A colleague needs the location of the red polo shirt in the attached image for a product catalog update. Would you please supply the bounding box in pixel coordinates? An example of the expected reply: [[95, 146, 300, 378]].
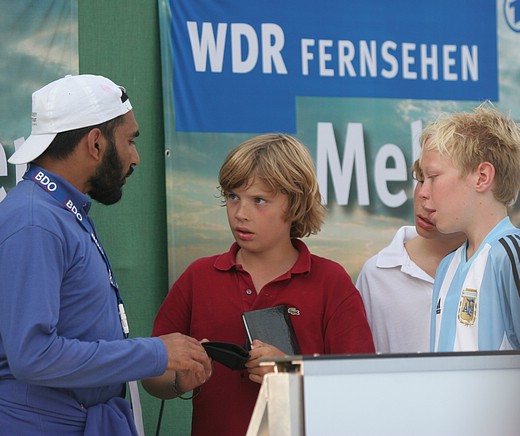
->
[[152, 239, 374, 436]]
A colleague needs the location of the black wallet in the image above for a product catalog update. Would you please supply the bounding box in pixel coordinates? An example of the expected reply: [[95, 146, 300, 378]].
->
[[242, 305, 301, 355], [202, 341, 250, 371]]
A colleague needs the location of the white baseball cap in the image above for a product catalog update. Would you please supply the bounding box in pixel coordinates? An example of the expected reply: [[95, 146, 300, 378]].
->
[[9, 74, 133, 165]]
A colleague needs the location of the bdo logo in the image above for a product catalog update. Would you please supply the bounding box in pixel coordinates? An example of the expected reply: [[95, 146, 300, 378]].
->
[[34, 171, 57, 192]]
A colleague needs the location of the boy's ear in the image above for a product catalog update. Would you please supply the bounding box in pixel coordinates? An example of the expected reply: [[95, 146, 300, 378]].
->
[[475, 161, 495, 192]]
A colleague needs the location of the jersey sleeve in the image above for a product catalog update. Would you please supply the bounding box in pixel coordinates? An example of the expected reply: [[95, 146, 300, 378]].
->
[[494, 235, 520, 348]]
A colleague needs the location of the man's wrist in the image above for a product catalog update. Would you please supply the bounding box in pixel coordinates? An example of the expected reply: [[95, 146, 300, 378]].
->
[[172, 375, 201, 400]]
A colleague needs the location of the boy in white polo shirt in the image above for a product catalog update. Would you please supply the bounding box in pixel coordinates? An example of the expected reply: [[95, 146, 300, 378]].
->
[[357, 160, 465, 353]]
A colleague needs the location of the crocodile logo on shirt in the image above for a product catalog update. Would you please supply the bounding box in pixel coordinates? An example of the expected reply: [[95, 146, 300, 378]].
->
[[287, 307, 300, 316]]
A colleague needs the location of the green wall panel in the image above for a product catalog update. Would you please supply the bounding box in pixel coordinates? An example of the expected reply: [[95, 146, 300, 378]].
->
[[78, 1, 189, 434]]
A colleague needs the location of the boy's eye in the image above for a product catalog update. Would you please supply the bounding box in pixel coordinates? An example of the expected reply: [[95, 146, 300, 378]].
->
[[255, 198, 266, 204]]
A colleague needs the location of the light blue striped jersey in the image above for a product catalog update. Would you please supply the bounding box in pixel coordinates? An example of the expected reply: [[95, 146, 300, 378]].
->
[[431, 217, 520, 351]]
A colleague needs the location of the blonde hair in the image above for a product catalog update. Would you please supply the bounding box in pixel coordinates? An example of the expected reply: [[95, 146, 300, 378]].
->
[[218, 133, 326, 238], [412, 159, 423, 182], [420, 103, 520, 205]]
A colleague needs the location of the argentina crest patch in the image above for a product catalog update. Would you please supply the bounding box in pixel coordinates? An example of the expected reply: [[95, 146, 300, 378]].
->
[[458, 288, 478, 326]]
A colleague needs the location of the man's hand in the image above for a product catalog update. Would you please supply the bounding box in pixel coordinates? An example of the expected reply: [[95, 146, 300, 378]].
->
[[156, 333, 212, 395], [142, 333, 212, 400]]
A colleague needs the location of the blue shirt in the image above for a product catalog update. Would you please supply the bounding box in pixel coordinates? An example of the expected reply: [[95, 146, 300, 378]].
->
[[431, 217, 520, 351], [0, 166, 167, 431]]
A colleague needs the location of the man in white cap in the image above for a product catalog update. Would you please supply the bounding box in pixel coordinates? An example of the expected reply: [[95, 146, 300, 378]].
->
[[0, 74, 212, 435]]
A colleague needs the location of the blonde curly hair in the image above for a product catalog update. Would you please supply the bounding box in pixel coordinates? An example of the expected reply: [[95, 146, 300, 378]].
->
[[218, 133, 326, 238]]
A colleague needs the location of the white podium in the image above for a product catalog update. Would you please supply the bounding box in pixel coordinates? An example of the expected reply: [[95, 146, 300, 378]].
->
[[247, 351, 520, 436]]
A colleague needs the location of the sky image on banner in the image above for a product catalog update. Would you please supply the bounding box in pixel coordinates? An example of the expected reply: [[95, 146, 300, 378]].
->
[[160, 0, 520, 283], [0, 0, 78, 201]]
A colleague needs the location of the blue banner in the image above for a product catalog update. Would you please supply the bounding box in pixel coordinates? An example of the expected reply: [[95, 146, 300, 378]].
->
[[169, 0, 497, 133], [160, 0, 520, 282]]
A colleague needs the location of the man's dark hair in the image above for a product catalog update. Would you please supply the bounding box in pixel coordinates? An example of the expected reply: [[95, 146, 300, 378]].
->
[[41, 115, 125, 161]]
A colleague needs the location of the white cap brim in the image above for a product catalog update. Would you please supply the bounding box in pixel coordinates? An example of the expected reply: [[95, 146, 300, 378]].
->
[[8, 133, 57, 165]]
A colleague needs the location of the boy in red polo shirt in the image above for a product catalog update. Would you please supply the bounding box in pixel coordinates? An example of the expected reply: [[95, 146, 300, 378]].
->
[[143, 134, 374, 435]]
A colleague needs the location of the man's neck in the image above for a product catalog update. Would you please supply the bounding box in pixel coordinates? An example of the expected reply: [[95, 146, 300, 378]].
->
[[34, 156, 91, 194]]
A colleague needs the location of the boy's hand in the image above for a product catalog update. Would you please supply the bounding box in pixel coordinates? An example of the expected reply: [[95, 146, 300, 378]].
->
[[245, 339, 286, 384]]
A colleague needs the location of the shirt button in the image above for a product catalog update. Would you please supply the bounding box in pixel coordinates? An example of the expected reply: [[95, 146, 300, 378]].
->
[[245, 289, 253, 295]]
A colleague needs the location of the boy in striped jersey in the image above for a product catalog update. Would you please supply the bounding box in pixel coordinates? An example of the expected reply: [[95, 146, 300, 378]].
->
[[419, 103, 520, 351]]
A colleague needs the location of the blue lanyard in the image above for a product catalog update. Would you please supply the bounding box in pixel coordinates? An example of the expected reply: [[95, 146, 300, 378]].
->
[[24, 165, 130, 337]]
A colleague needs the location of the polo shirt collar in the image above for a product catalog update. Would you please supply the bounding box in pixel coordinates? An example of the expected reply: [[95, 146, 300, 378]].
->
[[376, 226, 417, 268], [26, 164, 92, 215], [214, 239, 312, 275]]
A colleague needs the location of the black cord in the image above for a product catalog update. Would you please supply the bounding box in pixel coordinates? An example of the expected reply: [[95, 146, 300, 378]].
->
[[155, 399, 165, 436]]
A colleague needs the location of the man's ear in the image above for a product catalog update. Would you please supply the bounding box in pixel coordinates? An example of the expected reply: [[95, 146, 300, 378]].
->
[[475, 161, 495, 193], [86, 128, 103, 161]]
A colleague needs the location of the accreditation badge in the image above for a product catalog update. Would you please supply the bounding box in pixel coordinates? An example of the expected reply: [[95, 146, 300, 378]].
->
[[458, 288, 478, 326]]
